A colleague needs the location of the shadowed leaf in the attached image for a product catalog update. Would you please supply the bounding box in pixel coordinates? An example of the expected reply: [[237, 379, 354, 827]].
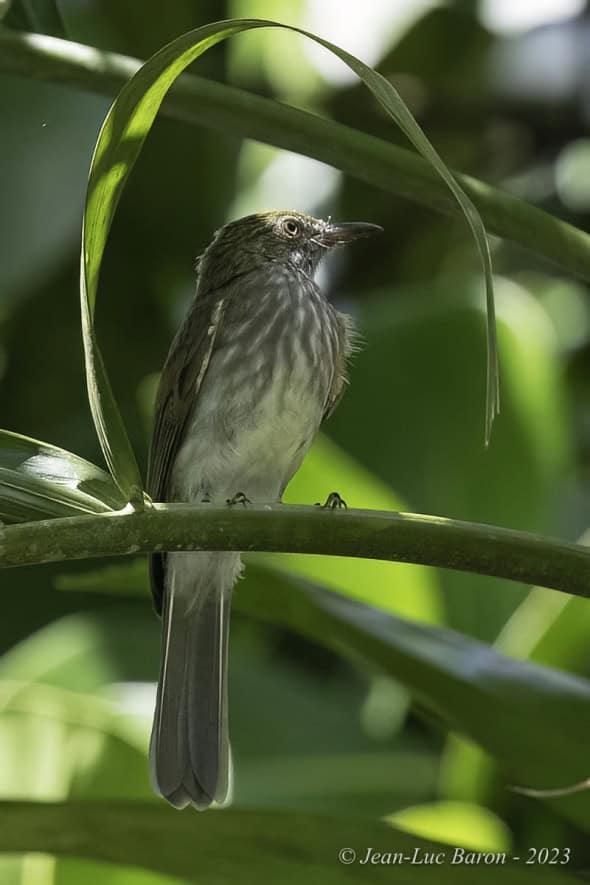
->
[[0, 430, 124, 523], [0, 800, 582, 884]]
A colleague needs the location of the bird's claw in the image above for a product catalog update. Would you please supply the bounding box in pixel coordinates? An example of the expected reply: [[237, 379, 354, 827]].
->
[[314, 491, 347, 510], [226, 491, 250, 507]]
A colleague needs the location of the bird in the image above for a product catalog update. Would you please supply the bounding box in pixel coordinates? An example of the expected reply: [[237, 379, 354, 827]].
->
[[147, 209, 382, 810]]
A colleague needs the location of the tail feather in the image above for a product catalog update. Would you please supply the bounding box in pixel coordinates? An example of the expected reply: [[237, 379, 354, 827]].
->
[[150, 555, 233, 810], [187, 592, 231, 801]]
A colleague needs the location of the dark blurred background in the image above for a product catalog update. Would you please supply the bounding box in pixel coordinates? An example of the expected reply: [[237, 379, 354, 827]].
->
[[2, 0, 590, 879]]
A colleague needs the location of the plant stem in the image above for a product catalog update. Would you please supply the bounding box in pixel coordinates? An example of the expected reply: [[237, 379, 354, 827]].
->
[[2, 28, 590, 280], [1, 503, 589, 598]]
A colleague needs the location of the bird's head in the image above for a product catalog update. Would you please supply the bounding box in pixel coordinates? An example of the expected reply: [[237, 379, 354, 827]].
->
[[196, 210, 383, 291]]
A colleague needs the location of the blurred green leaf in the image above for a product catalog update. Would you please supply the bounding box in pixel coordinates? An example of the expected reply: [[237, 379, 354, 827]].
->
[[81, 17, 498, 507], [0, 610, 158, 690], [388, 800, 512, 853], [62, 861, 186, 885], [237, 578, 590, 833], [0, 616, 155, 809], [0, 429, 124, 523], [14, 0, 64, 36], [0, 680, 146, 759], [494, 531, 590, 674], [56, 558, 147, 596], [234, 750, 437, 815], [0, 70, 105, 305], [61, 555, 590, 829], [441, 530, 590, 811], [328, 282, 571, 640], [0, 614, 117, 690], [274, 433, 443, 624], [497, 587, 589, 669], [0, 800, 582, 884], [57, 861, 185, 885], [0, 674, 152, 883], [439, 733, 498, 807]]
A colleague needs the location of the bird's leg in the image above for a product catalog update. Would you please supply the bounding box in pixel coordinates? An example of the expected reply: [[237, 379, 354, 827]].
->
[[226, 491, 251, 506], [315, 491, 347, 509]]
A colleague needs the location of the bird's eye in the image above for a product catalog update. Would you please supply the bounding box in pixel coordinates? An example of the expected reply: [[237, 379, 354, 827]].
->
[[282, 218, 301, 237]]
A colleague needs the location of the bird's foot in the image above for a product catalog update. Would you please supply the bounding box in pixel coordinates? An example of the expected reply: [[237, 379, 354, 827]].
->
[[201, 494, 211, 503], [226, 491, 251, 507], [315, 491, 347, 510]]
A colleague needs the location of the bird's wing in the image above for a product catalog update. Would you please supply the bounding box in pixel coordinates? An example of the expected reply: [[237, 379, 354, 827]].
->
[[322, 311, 354, 424], [148, 293, 226, 614], [322, 376, 347, 424], [148, 294, 225, 500]]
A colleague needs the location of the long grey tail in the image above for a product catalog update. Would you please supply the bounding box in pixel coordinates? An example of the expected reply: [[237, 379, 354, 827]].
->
[[149, 555, 232, 810]]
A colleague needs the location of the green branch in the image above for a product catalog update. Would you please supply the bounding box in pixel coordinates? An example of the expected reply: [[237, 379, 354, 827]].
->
[[2, 27, 590, 280], [1, 503, 589, 598]]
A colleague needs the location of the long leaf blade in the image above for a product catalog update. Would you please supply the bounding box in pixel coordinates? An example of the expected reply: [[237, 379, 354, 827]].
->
[[237, 568, 590, 833], [0, 430, 124, 523], [0, 800, 581, 884]]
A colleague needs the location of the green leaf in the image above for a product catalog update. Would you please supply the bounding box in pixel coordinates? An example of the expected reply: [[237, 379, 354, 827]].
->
[[235, 578, 590, 833], [62, 557, 590, 826], [439, 534, 590, 813], [0, 676, 153, 882], [327, 283, 570, 640], [56, 861, 183, 885], [0, 429, 124, 523], [77, 307, 145, 508], [0, 680, 146, 758], [2, 31, 590, 284], [0, 800, 582, 884], [0, 615, 154, 803], [56, 558, 147, 596], [0, 610, 155, 691], [278, 433, 443, 624], [493, 529, 590, 673], [82, 18, 499, 507], [56, 557, 590, 828], [388, 800, 512, 853]]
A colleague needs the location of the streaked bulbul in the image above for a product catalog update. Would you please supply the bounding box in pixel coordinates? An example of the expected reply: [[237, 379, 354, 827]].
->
[[148, 210, 382, 809]]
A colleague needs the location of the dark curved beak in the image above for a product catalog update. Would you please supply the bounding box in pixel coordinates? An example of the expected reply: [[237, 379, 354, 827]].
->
[[320, 221, 384, 246]]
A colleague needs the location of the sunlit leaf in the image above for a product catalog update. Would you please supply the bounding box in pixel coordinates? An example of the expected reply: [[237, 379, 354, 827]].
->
[[388, 800, 512, 853], [0, 680, 146, 755], [279, 434, 443, 624], [494, 531, 590, 672], [0, 611, 153, 691], [327, 283, 570, 641], [0, 429, 124, 523], [440, 532, 590, 812]]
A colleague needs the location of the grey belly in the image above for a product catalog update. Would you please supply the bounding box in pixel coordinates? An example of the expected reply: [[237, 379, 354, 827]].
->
[[171, 361, 326, 504]]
